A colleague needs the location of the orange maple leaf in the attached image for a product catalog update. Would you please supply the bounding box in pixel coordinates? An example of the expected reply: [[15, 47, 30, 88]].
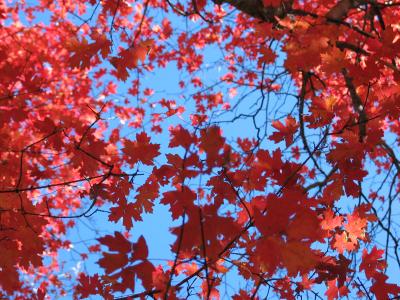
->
[[333, 231, 357, 254], [321, 209, 344, 231]]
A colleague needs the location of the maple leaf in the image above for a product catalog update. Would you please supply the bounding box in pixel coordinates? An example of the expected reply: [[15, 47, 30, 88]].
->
[[152, 266, 169, 292], [123, 132, 160, 166], [67, 33, 111, 69], [344, 212, 368, 242], [325, 279, 349, 300], [333, 231, 357, 254], [135, 174, 158, 214], [321, 209, 344, 231], [199, 126, 225, 167], [75, 273, 106, 299], [315, 255, 351, 288], [306, 96, 337, 127], [321, 176, 344, 205], [110, 40, 153, 81], [274, 277, 295, 299], [109, 177, 132, 204], [370, 273, 400, 300], [255, 236, 282, 274], [98, 252, 129, 274], [359, 247, 386, 279], [269, 116, 299, 147], [321, 46, 347, 74], [287, 209, 324, 242], [296, 275, 314, 292], [97, 234, 154, 290], [131, 235, 148, 260], [131, 260, 156, 290], [169, 125, 195, 149], [109, 199, 141, 229], [98, 232, 132, 253], [258, 46, 277, 65], [161, 186, 197, 219], [254, 194, 297, 237], [281, 241, 319, 276]]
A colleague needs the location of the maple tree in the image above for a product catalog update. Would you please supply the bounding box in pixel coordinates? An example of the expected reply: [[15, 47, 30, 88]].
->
[[1, 0, 400, 298]]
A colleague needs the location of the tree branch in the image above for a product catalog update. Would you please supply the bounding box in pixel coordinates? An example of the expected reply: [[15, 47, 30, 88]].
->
[[341, 68, 368, 142]]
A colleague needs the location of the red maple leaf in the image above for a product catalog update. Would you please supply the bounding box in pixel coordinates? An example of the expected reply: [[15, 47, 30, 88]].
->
[[109, 199, 141, 229], [371, 273, 400, 300], [110, 40, 153, 81], [199, 126, 225, 168], [269, 116, 299, 147], [75, 273, 107, 299], [325, 279, 349, 300], [67, 33, 111, 69], [359, 247, 386, 279], [123, 132, 160, 166], [97, 234, 154, 291]]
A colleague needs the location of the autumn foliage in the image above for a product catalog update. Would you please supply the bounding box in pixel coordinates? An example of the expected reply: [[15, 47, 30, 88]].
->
[[1, 0, 400, 299]]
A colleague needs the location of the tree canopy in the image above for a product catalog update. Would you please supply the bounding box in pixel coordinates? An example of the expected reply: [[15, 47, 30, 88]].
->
[[1, 0, 400, 299]]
